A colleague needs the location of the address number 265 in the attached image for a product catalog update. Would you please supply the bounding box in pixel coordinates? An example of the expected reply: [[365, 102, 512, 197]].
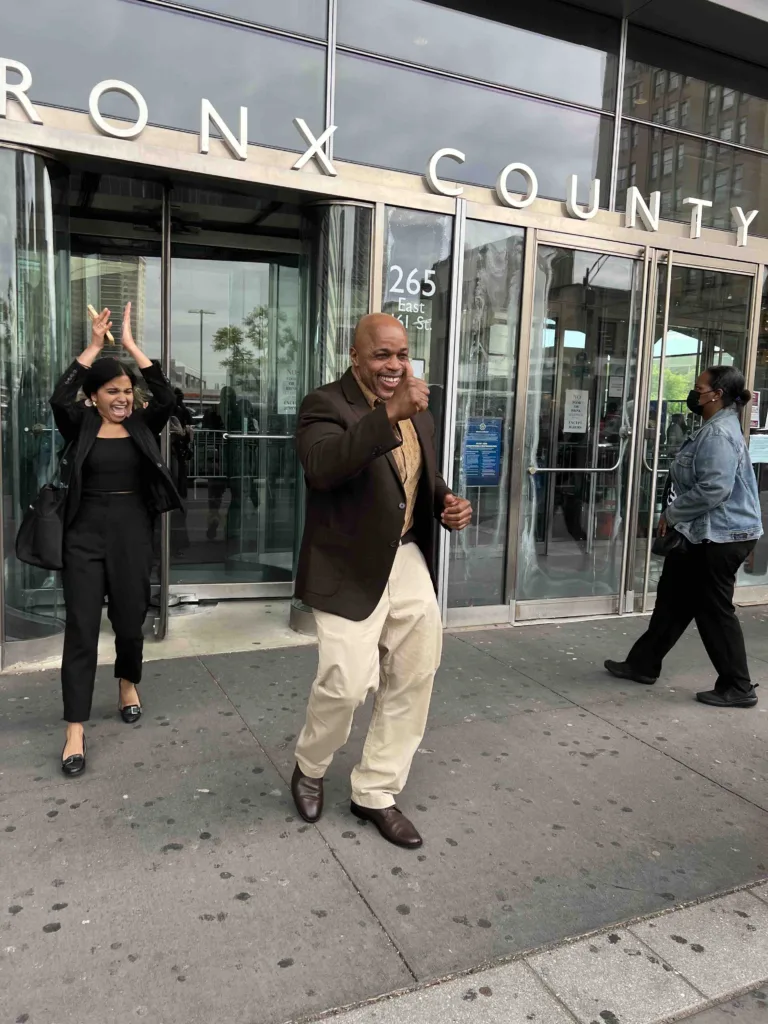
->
[[388, 266, 436, 297]]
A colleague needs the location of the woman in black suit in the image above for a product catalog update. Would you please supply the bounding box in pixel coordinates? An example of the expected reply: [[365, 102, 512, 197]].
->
[[51, 304, 181, 776]]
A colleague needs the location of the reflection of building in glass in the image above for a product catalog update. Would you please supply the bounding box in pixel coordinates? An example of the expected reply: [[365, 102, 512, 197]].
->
[[619, 61, 768, 235], [70, 254, 147, 358]]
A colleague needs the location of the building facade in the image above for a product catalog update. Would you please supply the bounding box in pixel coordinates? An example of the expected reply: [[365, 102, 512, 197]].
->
[[2, 0, 768, 666]]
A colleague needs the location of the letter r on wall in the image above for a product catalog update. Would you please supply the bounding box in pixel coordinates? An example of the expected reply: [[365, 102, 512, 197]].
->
[[0, 58, 43, 124]]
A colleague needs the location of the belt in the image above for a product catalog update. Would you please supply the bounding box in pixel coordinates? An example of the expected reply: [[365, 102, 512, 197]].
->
[[401, 528, 417, 546]]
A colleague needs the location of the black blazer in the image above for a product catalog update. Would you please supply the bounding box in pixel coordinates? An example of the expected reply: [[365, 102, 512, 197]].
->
[[295, 369, 451, 622], [50, 359, 182, 527]]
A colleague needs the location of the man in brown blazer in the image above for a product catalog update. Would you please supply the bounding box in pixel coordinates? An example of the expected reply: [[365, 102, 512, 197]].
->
[[290, 313, 472, 849]]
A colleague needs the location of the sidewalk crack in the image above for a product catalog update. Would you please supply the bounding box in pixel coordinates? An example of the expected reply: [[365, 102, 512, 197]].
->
[[195, 655, 419, 984]]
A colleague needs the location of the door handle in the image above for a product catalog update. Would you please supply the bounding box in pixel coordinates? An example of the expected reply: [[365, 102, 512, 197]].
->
[[528, 457, 623, 476], [221, 433, 294, 440], [642, 454, 669, 474]]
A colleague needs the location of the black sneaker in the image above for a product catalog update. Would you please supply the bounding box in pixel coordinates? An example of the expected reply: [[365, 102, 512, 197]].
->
[[604, 659, 658, 686], [696, 688, 757, 708]]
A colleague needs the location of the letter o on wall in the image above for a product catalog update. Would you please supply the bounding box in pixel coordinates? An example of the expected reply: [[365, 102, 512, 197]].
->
[[88, 80, 149, 139], [496, 163, 538, 209]]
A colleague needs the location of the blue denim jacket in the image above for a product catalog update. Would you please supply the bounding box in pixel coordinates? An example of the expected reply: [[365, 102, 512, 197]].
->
[[665, 407, 763, 544]]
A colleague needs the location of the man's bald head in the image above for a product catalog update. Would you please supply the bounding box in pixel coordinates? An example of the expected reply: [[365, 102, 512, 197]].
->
[[353, 313, 407, 354], [351, 313, 409, 402]]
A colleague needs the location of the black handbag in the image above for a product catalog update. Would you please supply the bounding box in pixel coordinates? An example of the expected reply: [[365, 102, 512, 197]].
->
[[15, 444, 74, 571], [651, 527, 690, 558]]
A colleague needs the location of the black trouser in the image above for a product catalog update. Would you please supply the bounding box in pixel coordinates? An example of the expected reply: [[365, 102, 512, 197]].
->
[[61, 493, 154, 722], [627, 539, 757, 694]]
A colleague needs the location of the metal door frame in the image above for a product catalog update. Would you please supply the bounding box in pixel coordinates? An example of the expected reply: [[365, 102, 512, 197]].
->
[[631, 249, 763, 616], [509, 230, 648, 623], [509, 233, 764, 624]]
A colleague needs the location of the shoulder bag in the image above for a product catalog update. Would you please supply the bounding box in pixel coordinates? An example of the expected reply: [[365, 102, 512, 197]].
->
[[15, 444, 74, 571], [651, 472, 690, 557]]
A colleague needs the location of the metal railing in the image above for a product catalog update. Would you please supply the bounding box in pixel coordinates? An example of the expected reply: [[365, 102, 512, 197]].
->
[[183, 429, 293, 479]]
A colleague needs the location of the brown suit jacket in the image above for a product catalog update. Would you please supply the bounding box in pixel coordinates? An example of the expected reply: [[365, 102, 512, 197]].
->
[[295, 369, 451, 621]]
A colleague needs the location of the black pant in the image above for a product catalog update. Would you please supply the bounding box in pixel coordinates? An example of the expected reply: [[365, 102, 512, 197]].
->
[[61, 493, 154, 722], [628, 539, 757, 694]]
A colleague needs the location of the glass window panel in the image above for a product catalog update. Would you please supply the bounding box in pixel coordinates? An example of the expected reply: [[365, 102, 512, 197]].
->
[[176, 0, 327, 37], [617, 122, 768, 238], [335, 55, 614, 202], [625, 26, 768, 151], [381, 207, 453, 456], [338, 0, 618, 110], [3, 0, 325, 152], [0, 151, 69, 643], [740, 276, 768, 589], [447, 221, 524, 609]]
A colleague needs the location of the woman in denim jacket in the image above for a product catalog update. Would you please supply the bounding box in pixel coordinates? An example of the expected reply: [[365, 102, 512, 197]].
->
[[606, 364, 763, 708]]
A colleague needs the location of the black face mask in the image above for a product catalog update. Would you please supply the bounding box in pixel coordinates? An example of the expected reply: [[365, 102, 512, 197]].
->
[[686, 388, 716, 414], [685, 390, 701, 414]]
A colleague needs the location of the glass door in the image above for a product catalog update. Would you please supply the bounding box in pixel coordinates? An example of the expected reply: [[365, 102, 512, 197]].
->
[[631, 254, 758, 612], [167, 183, 306, 599], [515, 239, 645, 620]]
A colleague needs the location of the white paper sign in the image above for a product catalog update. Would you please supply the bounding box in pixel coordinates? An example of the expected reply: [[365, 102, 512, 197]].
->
[[410, 358, 425, 380], [749, 433, 768, 464], [751, 390, 760, 429], [564, 389, 589, 433], [277, 367, 297, 414], [608, 376, 624, 398]]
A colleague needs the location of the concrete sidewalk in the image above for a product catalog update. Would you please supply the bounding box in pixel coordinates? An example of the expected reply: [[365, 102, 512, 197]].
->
[[2, 609, 768, 1024]]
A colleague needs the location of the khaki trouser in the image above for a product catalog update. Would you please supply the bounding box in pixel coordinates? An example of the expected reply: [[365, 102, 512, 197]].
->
[[295, 542, 442, 809]]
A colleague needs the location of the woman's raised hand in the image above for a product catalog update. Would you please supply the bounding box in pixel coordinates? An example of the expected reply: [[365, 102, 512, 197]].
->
[[120, 302, 152, 369], [121, 302, 137, 353], [78, 307, 112, 368], [90, 307, 111, 350]]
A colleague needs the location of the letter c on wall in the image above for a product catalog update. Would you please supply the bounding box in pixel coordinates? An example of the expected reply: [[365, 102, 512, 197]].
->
[[88, 80, 148, 140], [425, 148, 466, 197], [496, 163, 538, 209]]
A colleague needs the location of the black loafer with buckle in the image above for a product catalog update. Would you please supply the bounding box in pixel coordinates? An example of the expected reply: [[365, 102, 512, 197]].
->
[[119, 704, 142, 724], [61, 735, 87, 777]]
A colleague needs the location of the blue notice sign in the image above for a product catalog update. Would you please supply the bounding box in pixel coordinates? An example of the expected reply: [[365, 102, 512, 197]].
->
[[463, 417, 502, 487]]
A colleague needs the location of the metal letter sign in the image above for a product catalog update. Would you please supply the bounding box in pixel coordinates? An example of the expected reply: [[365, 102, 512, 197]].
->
[[0, 55, 763, 246], [292, 118, 337, 176], [88, 80, 148, 139]]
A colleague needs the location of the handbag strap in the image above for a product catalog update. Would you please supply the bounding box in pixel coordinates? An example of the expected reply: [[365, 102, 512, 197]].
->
[[55, 441, 75, 489]]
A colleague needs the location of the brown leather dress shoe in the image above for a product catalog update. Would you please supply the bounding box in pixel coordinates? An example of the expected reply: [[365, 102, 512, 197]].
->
[[291, 764, 324, 822], [350, 801, 423, 849]]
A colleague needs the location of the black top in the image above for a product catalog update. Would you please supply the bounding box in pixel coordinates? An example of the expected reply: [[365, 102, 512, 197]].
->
[[82, 436, 143, 493], [50, 358, 182, 526]]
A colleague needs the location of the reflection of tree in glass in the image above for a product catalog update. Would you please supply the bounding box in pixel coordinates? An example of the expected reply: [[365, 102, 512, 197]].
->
[[212, 305, 297, 389], [651, 364, 693, 401]]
